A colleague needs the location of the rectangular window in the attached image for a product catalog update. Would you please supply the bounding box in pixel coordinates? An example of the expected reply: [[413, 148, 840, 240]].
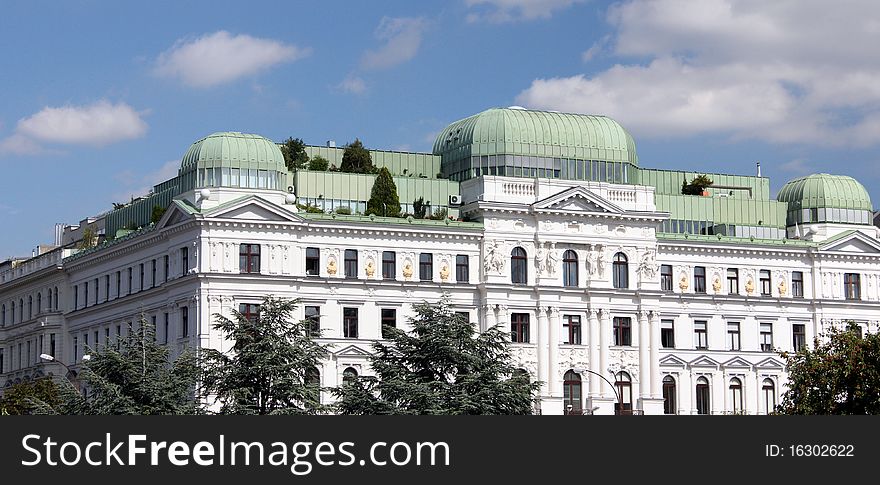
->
[[163, 313, 169, 344], [563, 315, 581, 345], [844, 273, 861, 300], [181, 307, 189, 338], [660, 265, 673, 292], [151, 259, 157, 288], [164, 255, 169, 283], [305, 247, 320, 276], [73, 336, 78, 362], [344, 249, 358, 279], [382, 251, 396, 279], [661, 320, 675, 348], [127, 268, 132, 295], [84, 282, 88, 307], [727, 268, 739, 294], [792, 271, 804, 297], [0, 348, 4, 374], [760, 323, 773, 352], [305, 306, 321, 337], [613, 317, 632, 346], [181, 247, 189, 275], [792, 324, 806, 351], [419, 253, 433, 281], [456, 255, 469, 283], [74, 285, 78, 310], [694, 320, 708, 349], [511, 313, 530, 343], [694, 267, 707, 293], [381, 308, 396, 339], [239, 244, 261, 273], [116, 271, 121, 297], [105, 275, 110, 302], [239, 303, 260, 324], [727, 322, 741, 350], [139, 263, 144, 291], [343, 307, 359, 338], [454, 311, 470, 323], [50, 333, 56, 358], [760, 269, 771, 296]]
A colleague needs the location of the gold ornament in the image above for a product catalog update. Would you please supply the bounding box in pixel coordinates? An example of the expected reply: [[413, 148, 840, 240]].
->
[[678, 273, 689, 291], [327, 258, 337, 276], [440, 264, 450, 281], [778, 279, 787, 296], [365, 260, 375, 277], [745, 278, 755, 295], [403, 262, 413, 279], [712, 276, 722, 293]]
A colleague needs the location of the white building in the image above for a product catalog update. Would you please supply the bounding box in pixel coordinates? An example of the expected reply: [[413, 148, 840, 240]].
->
[[3, 108, 879, 415]]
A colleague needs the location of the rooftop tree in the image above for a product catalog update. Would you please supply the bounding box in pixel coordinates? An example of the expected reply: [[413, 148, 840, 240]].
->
[[281, 137, 310, 171], [366, 167, 401, 217], [340, 138, 373, 174]]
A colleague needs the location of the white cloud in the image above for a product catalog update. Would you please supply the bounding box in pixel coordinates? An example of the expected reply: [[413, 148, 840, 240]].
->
[[465, 0, 585, 22], [154, 31, 310, 87], [779, 158, 814, 175], [112, 159, 180, 202], [516, 0, 880, 147], [360, 17, 428, 70], [581, 35, 609, 62], [0, 101, 148, 155], [336, 75, 367, 95]]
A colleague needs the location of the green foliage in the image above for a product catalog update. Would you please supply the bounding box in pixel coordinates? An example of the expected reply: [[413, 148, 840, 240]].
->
[[366, 167, 401, 217], [334, 206, 352, 215], [124, 221, 139, 231], [77, 225, 98, 249], [112, 202, 127, 210], [280, 137, 309, 171], [56, 320, 201, 415], [200, 297, 330, 415], [308, 155, 330, 171], [778, 322, 880, 414], [681, 174, 714, 195], [429, 207, 448, 220], [340, 138, 373, 174], [332, 298, 540, 415], [296, 203, 324, 214], [150, 205, 167, 224], [0, 378, 62, 415], [413, 197, 428, 219]]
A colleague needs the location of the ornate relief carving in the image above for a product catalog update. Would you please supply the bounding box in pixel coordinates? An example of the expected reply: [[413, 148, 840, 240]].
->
[[637, 249, 658, 280], [712, 274, 722, 293], [745, 277, 755, 295], [326, 256, 337, 276], [365, 259, 375, 277], [608, 349, 639, 382], [402, 261, 413, 279], [484, 239, 506, 274], [439, 263, 450, 282], [679, 271, 689, 291]]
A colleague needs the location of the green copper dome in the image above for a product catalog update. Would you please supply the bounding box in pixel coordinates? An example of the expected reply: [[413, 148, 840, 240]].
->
[[180, 132, 287, 174], [778, 173, 873, 226], [433, 107, 638, 164]]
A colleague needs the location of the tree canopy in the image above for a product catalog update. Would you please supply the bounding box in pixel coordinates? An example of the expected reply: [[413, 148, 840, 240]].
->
[[332, 298, 540, 414], [308, 155, 330, 171], [281, 137, 309, 171], [201, 296, 329, 414], [0, 378, 62, 415], [366, 167, 401, 217], [778, 322, 880, 414], [340, 138, 374, 174], [681, 174, 714, 195]]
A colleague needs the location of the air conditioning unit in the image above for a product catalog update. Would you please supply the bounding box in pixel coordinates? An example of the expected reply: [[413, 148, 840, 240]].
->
[[449, 194, 462, 206]]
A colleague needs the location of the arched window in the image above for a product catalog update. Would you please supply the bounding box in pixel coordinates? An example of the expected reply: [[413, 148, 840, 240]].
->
[[511, 247, 528, 284], [696, 377, 711, 415], [36, 293, 42, 315], [762, 378, 776, 414], [663, 375, 677, 415], [562, 250, 578, 287], [613, 252, 629, 289], [342, 367, 358, 386], [614, 372, 633, 414], [19, 299, 24, 321], [28, 296, 33, 319], [53, 287, 59, 311], [305, 366, 321, 404], [47, 288, 52, 312], [563, 370, 582, 415], [1, 304, 5, 326], [10, 301, 15, 324], [729, 377, 744, 413]]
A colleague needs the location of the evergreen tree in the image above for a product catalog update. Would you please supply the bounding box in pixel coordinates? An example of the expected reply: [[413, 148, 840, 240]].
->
[[201, 296, 330, 414], [340, 138, 373, 173], [55, 319, 201, 415], [281, 137, 309, 171], [150, 204, 167, 224], [0, 378, 62, 415], [366, 167, 401, 217], [333, 298, 540, 414], [778, 322, 880, 414], [413, 197, 427, 219], [308, 155, 330, 171]]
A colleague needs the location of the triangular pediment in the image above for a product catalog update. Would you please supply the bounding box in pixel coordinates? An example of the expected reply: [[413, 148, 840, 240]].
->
[[755, 357, 785, 369], [689, 355, 721, 369], [532, 186, 624, 214], [334, 345, 373, 358], [205, 196, 302, 223], [154, 199, 198, 229], [819, 230, 880, 254], [659, 354, 688, 368], [722, 356, 753, 369]]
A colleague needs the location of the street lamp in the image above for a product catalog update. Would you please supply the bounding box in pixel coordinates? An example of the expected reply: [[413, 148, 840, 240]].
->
[[578, 368, 622, 415], [40, 353, 89, 391]]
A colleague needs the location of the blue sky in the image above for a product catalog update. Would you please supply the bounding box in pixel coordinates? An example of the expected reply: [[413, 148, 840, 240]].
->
[[2, 0, 880, 257]]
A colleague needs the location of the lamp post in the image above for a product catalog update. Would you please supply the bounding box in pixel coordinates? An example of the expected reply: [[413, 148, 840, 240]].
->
[[40, 353, 89, 392], [579, 368, 622, 415]]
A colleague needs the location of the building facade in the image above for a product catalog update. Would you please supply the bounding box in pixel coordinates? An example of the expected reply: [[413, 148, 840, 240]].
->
[[3, 108, 879, 415]]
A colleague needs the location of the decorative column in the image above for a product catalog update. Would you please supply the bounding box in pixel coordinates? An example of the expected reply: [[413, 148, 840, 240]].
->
[[588, 308, 600, 396], [599, 309, 611, 398], [649, 311, 662, 399], [638, 310, 650, 401], [483, 304, 497, 332], [536, 306, 548, 396], [497, 305, 509, 336], [548, 306, 560, 396]]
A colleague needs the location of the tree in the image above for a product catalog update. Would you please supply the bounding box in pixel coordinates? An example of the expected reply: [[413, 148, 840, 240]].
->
[[308, 155, 330, 171], [201, 296, 330, 414], [150, 204, 167, 224], [778, 322, 880, 414], [366, 167, 401, 217], [340, 138, 373, 173], [0, 378, 62, 415], [332, 298, 540, 414], [681, 174, 714, 195], [77, 225, 98, 249], [280, 137, 309, 171], [56, 319, 201, 415], [413, 197, 428, 219]]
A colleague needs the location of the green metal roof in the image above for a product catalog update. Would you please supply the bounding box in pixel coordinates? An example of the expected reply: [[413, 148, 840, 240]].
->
[[180, 132, 287, 174], [777, 173, 872, 211], [433, 107, 638, 166]]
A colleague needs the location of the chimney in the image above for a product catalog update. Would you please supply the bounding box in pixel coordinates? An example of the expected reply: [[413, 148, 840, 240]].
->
[[756, 161, 762, 177], [54, 223, 65, 246], [326, 140, 336, 148]]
